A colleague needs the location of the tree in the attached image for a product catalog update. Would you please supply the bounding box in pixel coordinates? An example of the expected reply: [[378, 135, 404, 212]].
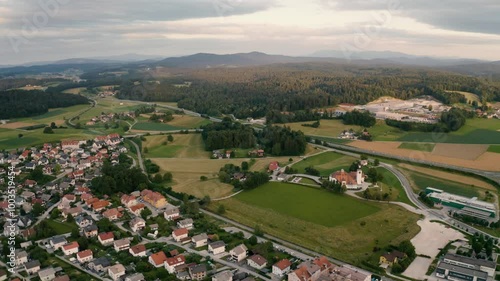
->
[[241, 161, 249, 171], [217, 204, 226, 215], [153, 174, 163, 183], [141, 208, 152, 220], [374, 159, 380, 166], [18, 133, 23, 138], [167, 134, 174, 142], [200, 176, 208, 181], [50, 208, 60, 220], [50, 122, 57, 129], [54, 164, 61, 174], [43, 127, 54, 134], [71, 228, 80, 239], [163, 172, 173, 182], [123, 125, 130, 131], [254, 225, 264, 237], [398, 240, 416, 258], [248, 235, 258, 246], [200, 196, 211, 206], [96, 218, 113, 232], [66, 214, 74, 223], [143, 147, 149, 153], [31, 203, 45, 217]]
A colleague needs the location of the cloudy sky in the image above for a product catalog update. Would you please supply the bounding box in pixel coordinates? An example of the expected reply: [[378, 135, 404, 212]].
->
[[1, 0, 499, 65]]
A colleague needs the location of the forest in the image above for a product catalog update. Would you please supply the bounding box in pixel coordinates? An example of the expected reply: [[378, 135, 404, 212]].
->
[[386, 108, 470, 132], [0, 90, 89, 119], [116, 63, 500, 119]]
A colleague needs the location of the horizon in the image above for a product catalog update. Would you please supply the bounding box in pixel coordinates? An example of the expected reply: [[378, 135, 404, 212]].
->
[[1, 0, 499, 65]]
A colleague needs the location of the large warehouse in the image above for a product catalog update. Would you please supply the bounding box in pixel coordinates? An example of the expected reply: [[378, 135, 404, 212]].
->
[[425, 187, 496, 219]]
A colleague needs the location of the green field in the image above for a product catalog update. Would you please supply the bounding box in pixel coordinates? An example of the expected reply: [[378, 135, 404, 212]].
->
[[398, 142, 436, 152], [143, 134, 209, 158], [398, 119, 500, 144], [46, 219, 78, 234], [236, 182, 380, 227], [291, 151, 357, 176], [410, 172, 480, 198], [211, 182, 421, 264], [376, 167, 415, 207], [133, 122, 184, 131], [488, 145, 500, 153]]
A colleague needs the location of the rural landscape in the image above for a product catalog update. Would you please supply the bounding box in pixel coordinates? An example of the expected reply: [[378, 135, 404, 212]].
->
[[1, 1, 500, 281]]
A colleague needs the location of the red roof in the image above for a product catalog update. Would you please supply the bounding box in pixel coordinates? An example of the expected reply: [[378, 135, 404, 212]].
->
[[330, 169, 358, 185], [268, 161, 279, 171], [166, 255, 186, 266], [129, 203, 145, 212], [274, 259, 292, 270], [77, 249, 93, 259], [98, 232, 114, 241], [63, 241, 79, 250], [150, 251, 168, 266], [130, 244, 146, 254], [173, 228, 189, 237]]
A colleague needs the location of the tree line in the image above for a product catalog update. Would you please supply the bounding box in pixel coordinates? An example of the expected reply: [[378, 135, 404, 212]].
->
[[0, 90, 89, 119]]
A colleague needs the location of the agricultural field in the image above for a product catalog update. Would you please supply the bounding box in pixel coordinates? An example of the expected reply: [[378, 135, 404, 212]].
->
[[398, 142, 435, 152], [62, 87, 87, 94], [166, 115, 212, 128], [488, 145, 500, 153], [349, 141, 500, 172], [405, 171, 481, 198], [143, 134, 209, 158], [291, 151, 358, 176], [209, 182, 420, 264], [283, 119, 406, 141], [132, 122, 184, 131], [445, 90, 482, 105]]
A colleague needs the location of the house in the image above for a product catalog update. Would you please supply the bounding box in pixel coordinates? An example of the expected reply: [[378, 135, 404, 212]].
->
[[172, 228, 189, 242], [268, 161, 280, 172], [83, 224, 99, 238], [114, 238, 131, 252], [165, 255, 186, 273], [62, 241, 79, 255], [125, 273, 146, 281], [77, 249, 94, 263], [379, 251, 406, 266], [25, 260, 41, 275], [75, 215, 93, 228], [288, 256, 333, 281], [15, 250, 28, 266], [140, 189, 167, 209], [213, 270, 233, 281], [273, 259, 292, 277], [328, 169, 365, 190], [164, 204, 180, 221], [130, 217, 146, 232], [103, 208, 123, 221], [92, 200, 110, 212], [331, 265, 371, 281], [230, 244, 248, 262], [192, 233, 208, 248], [62, 206, 83, 218], [108, 263, 126, 281], [17, 216, 33, 228], [121, 194, 137, 208], [38, 267, 56, 281], [21, 190, 35, 200], [54, 275, 70, 281], [208, 241, 226, 255], [50, 235, 67, 250], [88, 257, 111, 272], [98, 232, 115, 245], [61, 140, 80, 150], [129, 203, 145, 216], [62, 194, 76, 203], [25, 162, 36, 170], [149, 251, 168, 268], [190, 264, 207, 280], [177, 218, 194, 230], [248, 254, 267, 270], [129, 244, 147, 257]]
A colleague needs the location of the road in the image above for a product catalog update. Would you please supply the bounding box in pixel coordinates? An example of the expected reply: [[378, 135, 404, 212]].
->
[[33, 170, 72, 227], [0, 260, 29, 280], [125, 139, 145, 173], [55, 255, 107, 281]]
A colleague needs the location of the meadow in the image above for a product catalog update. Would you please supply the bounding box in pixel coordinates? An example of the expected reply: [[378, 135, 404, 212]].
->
[[488, 145, 500, 153], [210, 182, 421, 264], [143, 134, 209, 158], [291, 151, 358, 176], [409, 172, 480, 198], [398, 142, 435, 152]]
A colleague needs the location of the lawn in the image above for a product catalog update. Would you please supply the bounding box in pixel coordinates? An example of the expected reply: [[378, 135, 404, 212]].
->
[[291, 151, 358, 176], [409, 172, 480, 198], [133, 122, 184, 131], [46, 219, 78, 234], [376, 167, 415, 207], [398, 142, 436, 152], [235, 182, 380, 227], [488, 145, 500, 153], [210, 182, 420, 264], [143, 134, 209, 158]]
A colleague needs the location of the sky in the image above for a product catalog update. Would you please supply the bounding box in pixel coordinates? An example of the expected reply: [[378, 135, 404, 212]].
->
[[1, 0, 499, 65]]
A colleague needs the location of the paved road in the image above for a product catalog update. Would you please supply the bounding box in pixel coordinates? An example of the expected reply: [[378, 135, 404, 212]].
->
[[33, 170, 72, 227], [125, 139, 145, 173], [55, 255, 107, 280]]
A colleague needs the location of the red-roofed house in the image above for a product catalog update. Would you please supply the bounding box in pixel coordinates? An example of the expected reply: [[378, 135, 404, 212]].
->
[[62, 241, 79, 255], [328, 169, 364, 190], [120, 194, 137, 208], [92, 200, 110, 212], [103, 208, 123, 221], [149, 251, 167, 268], [273, 259, 292, 277], [268, 161, 280, 172], [129, 244, 146, 257], [98, 232, 115, 245], [77, 249, 93, 263], [165, 255, 186, 273], [128, 204, 145, 216], [172, 228, 189, 242]]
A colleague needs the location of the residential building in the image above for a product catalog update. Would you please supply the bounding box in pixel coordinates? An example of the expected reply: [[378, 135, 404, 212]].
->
[[125, 273, 146, 281], [165, 255, 186, 274], [189, 264, 207, 281], [248, 254, 267, 270], [121, 194, 137, 207], [98, 232, 115, 245], [213, 270, 233, 281], [25, 260, 41, 275], [172, 228, 189, 242], [83, 224, 98, 238], [177, 218, 194, 230], [230, 244, 248, 262], [129, 203, 145, 216], [62, 241, 79, 255], [379, 251, 406, 266], [149, 251, 168, 268], [192, 233, 208, 248], [88, 257, 111, 272], [130, 217, 146, 232], [164, 204, 180, 221], [38, 267, 56, 281], [331, 266, 371, 281], [129, 244, 147, 257], [208, 241, 226, 255], [103, 208, 123, 221], [108, 263, 126, 281], [77, 249, 94, 263], [114, 238, 131, 252], [54, 275, 70, 281], [273, 259, 292, 277], [140, 189, 167, 209], [49, 236, 67, 250], [15, 250, 28, 266]]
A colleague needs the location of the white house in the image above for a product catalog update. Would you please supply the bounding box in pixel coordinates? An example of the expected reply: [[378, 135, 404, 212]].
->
[[108, 263, 126, 281], [248, 254, 267, 270], [208, 241, 226, 255], [229, 244, 248, 262], [272, 259, 292, 277], [165, 255, 186, 274], [114, 238, 131, 252], [328, 169, 365, 190], [172, 228, 189, 242], [192, 233, 208, 248], [62, 241, 79, 256], [38, 267, 56, 281], [49, 236, 67, 250], [98, 232, 115, 245], [177, 218, 193, 230], [77, 249, 94, 263]]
